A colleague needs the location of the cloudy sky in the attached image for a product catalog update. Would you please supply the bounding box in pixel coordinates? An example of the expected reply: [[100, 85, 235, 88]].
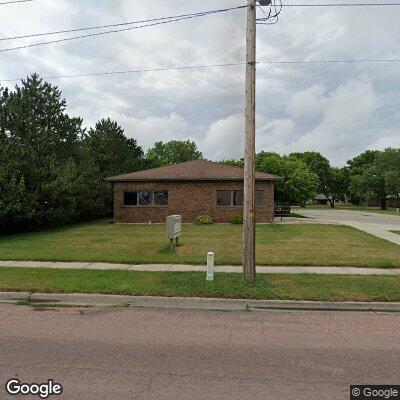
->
[[1, 0, 400, 165]]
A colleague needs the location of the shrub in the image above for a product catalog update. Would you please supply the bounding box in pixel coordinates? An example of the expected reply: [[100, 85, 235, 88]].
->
[[230, 215, 243, 224], [194, 215, 213, 225]]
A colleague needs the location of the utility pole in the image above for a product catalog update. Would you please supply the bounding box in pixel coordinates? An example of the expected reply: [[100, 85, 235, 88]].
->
[[243, 0, 257, 283]]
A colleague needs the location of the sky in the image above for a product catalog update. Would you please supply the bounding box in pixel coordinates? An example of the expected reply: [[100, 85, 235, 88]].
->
[[1, 0, 400, 166]]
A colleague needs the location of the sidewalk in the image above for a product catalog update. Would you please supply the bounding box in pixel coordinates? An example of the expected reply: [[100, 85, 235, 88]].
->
[[1, 260, 400, 275]]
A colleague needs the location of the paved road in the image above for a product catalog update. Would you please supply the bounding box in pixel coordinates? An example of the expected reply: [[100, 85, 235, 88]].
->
[[0, 304, 399, 400], [300, 209, 400, 245]]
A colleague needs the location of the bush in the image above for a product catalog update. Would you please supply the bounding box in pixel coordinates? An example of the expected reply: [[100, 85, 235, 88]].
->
[[230, 215, 243, 224], [194, 215, 213, 225]]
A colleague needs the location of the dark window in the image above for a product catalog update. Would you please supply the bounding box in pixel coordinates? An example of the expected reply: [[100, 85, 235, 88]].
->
[[233, 191, 244, 206], [124, 191, 137, 206], [256, 191, 265, 208], [154, 191, 168, 206], [138, 191, 154, 206], [217, 191, 232, 206]]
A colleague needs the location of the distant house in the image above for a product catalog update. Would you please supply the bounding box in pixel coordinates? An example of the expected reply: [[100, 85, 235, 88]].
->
[[312, 193, 352, 206], [105, 160, 280, 223]]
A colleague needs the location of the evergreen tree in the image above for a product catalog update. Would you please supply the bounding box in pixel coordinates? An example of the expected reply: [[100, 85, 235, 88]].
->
[[0, 74, 84, 230]]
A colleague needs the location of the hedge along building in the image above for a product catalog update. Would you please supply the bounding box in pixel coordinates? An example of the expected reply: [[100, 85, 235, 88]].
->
[[105, 160, 280, 224]]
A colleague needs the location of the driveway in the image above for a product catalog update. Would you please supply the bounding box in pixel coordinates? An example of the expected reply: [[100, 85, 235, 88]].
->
[[0, 304, 399, 400], [300, 209, 400, 245]]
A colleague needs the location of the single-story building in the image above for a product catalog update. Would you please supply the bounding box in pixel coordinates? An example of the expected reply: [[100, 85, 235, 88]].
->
[[105, 160, 280, 224]]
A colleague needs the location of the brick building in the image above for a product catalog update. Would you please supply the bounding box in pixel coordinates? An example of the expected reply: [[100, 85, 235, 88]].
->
[[106, 160, 280, 224]]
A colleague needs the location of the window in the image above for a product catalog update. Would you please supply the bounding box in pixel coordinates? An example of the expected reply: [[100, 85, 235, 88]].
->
[[124, 191, 137, 206], [124, 190, 168, 206], [216, 190, 265, 207], [256, 191, 265, 207], [138, 191, 153, 206], [217, 191, 232, 206], [233, 191, 243, 206], [154, 191, 169, 205]]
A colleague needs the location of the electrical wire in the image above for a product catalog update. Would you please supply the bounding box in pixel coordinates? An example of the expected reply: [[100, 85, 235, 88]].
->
[[0, 15, 220, 53], [281, 2, 400, 6], [257, 58, 400, 64], [0, 5, 247, 42], [0, 62, 247, 82], [257, 0, 283, 24], [0, 0, 34, 5], [2, 57, 400, 83]]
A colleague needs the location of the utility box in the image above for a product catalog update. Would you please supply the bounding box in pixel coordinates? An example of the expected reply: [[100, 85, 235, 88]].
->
[[166, 215, 182, 249]]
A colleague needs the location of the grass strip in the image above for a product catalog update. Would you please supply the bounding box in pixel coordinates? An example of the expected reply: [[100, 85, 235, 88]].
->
[[0, 267, 399, 302]]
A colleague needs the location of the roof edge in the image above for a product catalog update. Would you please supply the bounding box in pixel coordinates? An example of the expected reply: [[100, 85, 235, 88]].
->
[[105, 176, 281, 182]]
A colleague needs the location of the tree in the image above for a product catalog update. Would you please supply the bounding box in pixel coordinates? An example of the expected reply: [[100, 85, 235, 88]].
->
[[255, 152, 319, 205], [81, 118, 144, 214], [0, 74, 85, 230], [329, 167, 350, 204], [349, 148, 400, 210], [291, 151, 339, 207], [347, 150, 380, 176], [146, 140, 203, 167], [82, 118, 144, 177]]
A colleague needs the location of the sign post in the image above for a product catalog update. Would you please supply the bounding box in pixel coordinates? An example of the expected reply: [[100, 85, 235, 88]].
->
[[166, 215, 182, 250]]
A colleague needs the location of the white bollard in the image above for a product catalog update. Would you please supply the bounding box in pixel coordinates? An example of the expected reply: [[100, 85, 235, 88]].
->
[[206, 252, 215, 281]]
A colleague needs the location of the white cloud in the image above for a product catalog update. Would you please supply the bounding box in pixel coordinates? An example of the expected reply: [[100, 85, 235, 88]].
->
[[269, 80, 381, 164], [0, 0, 399, 166], [287, 85, 327, 119], [202, 114, 244, 160], [111, 112, 190, 150]]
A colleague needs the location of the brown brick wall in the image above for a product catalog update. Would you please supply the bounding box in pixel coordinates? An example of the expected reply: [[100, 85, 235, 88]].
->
[[113, 180, 275, 223]]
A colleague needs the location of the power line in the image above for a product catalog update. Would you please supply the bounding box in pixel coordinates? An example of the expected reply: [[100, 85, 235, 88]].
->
[[2, 57, 400, 82], [0, 62, 247, 82], [0, 5, 247, 42], [0, 0, 34, 5], [281, 2, 400, 6], [0, 16, 202, 53], [257, 58, 400, 63]]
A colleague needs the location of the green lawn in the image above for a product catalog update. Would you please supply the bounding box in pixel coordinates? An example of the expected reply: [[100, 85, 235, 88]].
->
[[0, 267, 399, 302], [0, 220, 399, 268], [305, 204, 400, 216]]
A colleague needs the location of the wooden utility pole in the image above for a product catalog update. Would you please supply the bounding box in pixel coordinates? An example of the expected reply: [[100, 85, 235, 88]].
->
[[243, 0, 257, 283]]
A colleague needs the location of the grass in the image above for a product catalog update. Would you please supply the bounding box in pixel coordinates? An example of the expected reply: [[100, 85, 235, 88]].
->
[[0, 267, 399, 302], [0, 220, 399, 268], [392, 231, 400, 235], [305, 204, 400, 216]]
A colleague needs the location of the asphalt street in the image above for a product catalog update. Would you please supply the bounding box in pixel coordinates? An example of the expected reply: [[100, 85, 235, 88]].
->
[[0, 304, 399, 400]]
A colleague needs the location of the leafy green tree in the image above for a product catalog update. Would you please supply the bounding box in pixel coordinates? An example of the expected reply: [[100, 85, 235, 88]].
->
[[146, 140, 203, 167], [349, 148, 400, 210], [347, 150, 380, 177], [291, 151, 340, 207], [256, 152, 319, 205], [329, 167, 350, 204]]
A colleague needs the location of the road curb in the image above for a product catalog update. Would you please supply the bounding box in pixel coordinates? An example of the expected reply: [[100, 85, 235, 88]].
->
[[1, 292, 400, 312]]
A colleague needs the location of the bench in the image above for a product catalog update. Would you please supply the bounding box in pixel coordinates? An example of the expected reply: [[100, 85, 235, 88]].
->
[[274, 205, 297, 222]]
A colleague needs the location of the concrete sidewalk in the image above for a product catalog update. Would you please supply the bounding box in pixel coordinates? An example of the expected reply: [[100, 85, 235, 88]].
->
[[1, 260, 400, 275]]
